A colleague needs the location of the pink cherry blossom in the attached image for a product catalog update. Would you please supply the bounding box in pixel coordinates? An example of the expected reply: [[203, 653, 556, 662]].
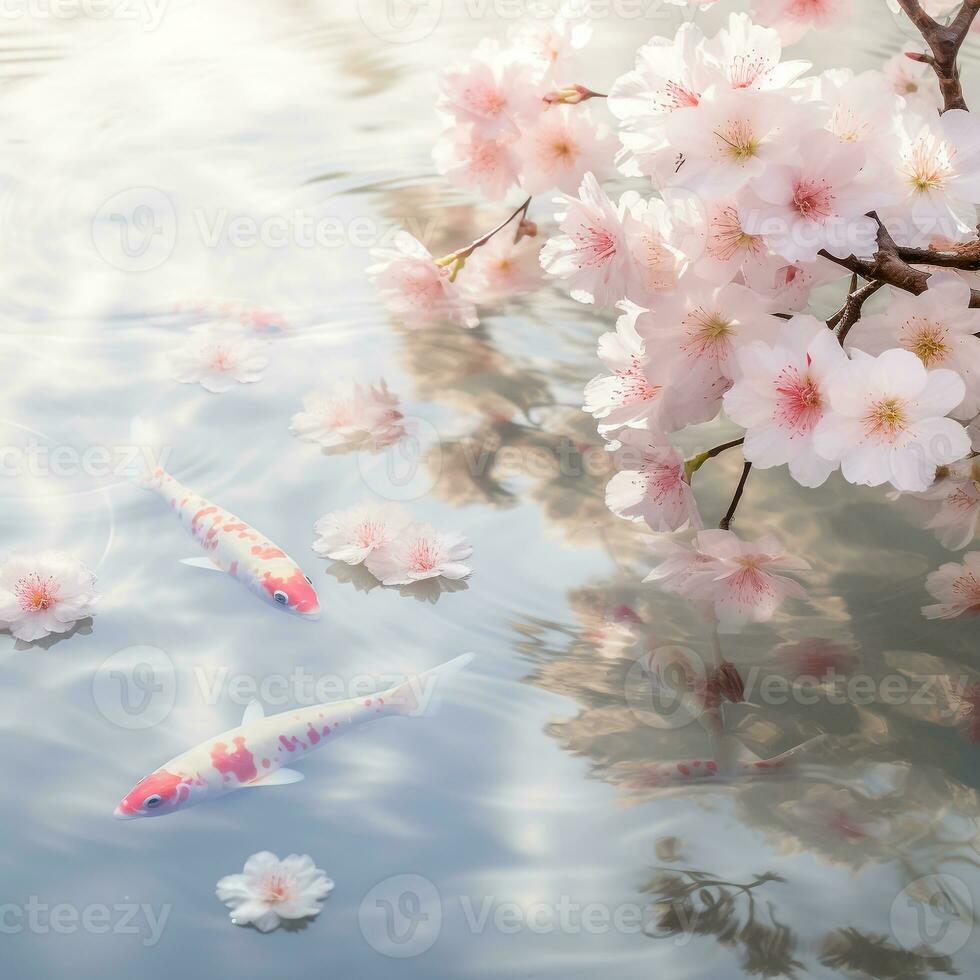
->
[[815, 68, 903, 167], [170, 328, 269, 394], [516, 104, 615, 194], [437, 39, 544, 139], [691, 529, 810, 627], [665, 85, 803, 197], [813, 348, 971, 492], [645, 529, 810, 628], [922, 552, 980, 620], [583, 301, 666, 433], [604, 430, 702, 533], [312, 502, 412, 565], [879, 109, 980, 247], [463, 232, 542, 303], [635, 280, 779, 431], [0, 551, 99, 643], [901, 459, 980, 550], [739, 130, 886, 262], [364, 524, 473, 585], [507, 2, 593, 82], [750, 0, 852, 46], [290, 380, 407, 454], [848, 275, 980, 420], [882, 51, 942, 112], [369, 231, 478, 329], [539, 173, 679, 308], [433, 126, 521, 201], [724, 315, 849, 487]]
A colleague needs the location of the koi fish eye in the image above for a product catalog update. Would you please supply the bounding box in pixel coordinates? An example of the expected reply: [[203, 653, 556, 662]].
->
[[273, 590, 289, 605], [144, 794, 163, 809]]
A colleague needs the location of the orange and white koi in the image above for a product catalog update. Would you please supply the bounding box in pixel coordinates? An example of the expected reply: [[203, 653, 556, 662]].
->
[[114, 654, 473, 819], [131, 422, 319, 618]]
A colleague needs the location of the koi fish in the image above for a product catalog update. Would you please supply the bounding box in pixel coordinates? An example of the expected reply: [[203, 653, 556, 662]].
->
[[130, 419, 319, 618], [114, 654, 473, 819]]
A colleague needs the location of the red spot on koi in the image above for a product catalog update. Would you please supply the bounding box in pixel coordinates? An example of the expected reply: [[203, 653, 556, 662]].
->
[[210, 736, 257, 784]]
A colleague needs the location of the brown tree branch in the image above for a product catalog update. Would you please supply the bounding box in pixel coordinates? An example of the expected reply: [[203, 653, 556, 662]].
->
[[898, 0, 980, 111]]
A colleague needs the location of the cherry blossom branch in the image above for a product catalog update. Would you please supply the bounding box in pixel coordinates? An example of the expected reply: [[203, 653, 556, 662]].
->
[[899, 0, 980, 111], [819, 218, 980, 307], [719, 462, 752, 531], [436, 196, 532, 279]]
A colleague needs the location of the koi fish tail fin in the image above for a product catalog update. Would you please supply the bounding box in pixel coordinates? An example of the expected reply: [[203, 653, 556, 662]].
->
[[127, 416, 169, 490], [385, 653, 474, 718]]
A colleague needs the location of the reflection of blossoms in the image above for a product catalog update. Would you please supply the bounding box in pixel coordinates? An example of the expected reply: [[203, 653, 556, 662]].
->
[[923, 552, 980, 620], [900, 459, 980, 550], [0, 551, 99, 642], [290, 380, 406, 454]]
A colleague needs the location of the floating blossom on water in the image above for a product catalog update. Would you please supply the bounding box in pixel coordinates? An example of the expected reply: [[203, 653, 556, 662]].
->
[[369, 231, 478, 329], [215, 852, 334, 933], [813, 348, 970, 492], [540, 173, 679, 307], [365, 523, 473, 586], [169, 329, 269, 394], [312, 502, 412, 565], [645, 530, 810, 628], [0, 551, 99, 642], [290, 380, 406, 454], [604, 430, 702, 533], [848, 274, 980, 420], [922, 552, 980, 620], [724, 315, 849, 488]]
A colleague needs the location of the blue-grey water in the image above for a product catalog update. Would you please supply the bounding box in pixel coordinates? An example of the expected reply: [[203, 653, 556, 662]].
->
[[1, 1, 979, 978]]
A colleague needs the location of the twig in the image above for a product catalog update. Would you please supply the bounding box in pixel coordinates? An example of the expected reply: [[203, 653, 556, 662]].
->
[[898, 0, 980, 111], [719, 462, 752, 531], [436, 197, 532, 276], [835, 280, 886, 343]]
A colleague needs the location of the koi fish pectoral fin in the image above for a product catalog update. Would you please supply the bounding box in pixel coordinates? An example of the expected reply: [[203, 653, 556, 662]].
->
[[246, 768, 305, 788], [179, 557, 222, 571], [242, 699, 265, 725]]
